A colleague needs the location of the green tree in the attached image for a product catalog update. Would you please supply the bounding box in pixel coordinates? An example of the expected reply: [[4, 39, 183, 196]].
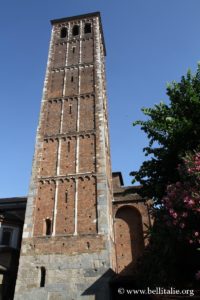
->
[[132, 65, 200, 288], [131, 64, 200, 204]]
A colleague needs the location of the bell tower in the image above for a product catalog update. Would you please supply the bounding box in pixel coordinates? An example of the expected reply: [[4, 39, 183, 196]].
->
[[14, 12, 115, 300]]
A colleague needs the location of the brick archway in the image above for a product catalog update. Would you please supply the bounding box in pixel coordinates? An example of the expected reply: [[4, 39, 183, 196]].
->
[[114, 205, 144, 275]]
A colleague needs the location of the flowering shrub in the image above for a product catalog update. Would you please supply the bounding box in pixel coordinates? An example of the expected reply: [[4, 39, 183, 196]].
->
[[161, 152, 200, 282], [162, 152, 200, 245], [195, 270, 200, 281]]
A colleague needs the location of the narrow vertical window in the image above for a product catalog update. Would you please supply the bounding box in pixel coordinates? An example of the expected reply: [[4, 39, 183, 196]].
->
[[84, 23, 91, 34], [40, 267, 46, 287], [45, 219, 52, 236], [65, 191, 68, 203], [68, 141, 70, 152], [72, 47, 76, 53], [60, 27, 67, 38], [72, 25, 79, 36], [71, 76, 74, 82], [69, 105, 72, 114]]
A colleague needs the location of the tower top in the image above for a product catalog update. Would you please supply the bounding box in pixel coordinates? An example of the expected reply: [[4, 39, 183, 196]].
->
[[51, 11, 106, 55]]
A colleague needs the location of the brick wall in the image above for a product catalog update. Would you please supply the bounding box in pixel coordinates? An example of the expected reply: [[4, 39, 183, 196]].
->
[[62, 98, 78, 132], [114, 206, 144, 274], [40, 139, 58, 177], [33, 181, 55, 236], [56, 178, 75, 234], [79, 95, 95, 130]]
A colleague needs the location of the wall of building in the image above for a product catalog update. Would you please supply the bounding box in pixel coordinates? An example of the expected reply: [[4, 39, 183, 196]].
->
[[112, 173, 152, 276]]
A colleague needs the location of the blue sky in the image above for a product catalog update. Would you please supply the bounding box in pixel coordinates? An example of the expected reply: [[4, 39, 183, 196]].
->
[[1, 0, 200, 197]]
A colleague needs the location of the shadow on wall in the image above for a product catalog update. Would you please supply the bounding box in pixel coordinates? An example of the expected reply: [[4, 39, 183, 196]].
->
[[81, 267, 152, 300], [82, 268, 115, 300], [82, 206, 150, 300]]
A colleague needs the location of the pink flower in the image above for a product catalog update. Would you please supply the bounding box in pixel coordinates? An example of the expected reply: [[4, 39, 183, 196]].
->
[[194, 232, 199, 237], [182, 212, 188, 218], [187, 199, 195, 207], [169, 191, 176, 198], [172, 212, 178, 219], [176, 182, 182, 188], [163, 196, 170, 203], [184, 196, 190, 203], [180, 223, 185, 229], [195, 271, 200, 280], [189, 239, 193, 244]]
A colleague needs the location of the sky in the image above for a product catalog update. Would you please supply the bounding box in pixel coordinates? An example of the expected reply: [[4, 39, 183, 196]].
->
[[1, 0, 200, 197]]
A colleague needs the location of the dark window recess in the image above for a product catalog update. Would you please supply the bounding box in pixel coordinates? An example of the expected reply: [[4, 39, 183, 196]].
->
[[72, 25, 79, 36], [60, 27, 67, 38], [68, 141, 70, 152], [71, 76, 74, 82], [45, 219, 52, 236], [72, 47, 75, 53], [84, 23, 91, 34], [40, 267, 46, 287], [2, 229, 12, 246], [65, 191, 68, 203], [69, 105, 72, 114]]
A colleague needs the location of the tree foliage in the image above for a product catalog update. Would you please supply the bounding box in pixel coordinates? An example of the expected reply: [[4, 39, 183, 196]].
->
[[131, 64, 200, 203], [133, 65, 200, 288]]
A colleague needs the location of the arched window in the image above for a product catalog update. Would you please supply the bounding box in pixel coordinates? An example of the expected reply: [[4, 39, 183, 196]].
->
[[84, 23, 91, 34], [40, 267, 46, 287], [45, 219, 52, 236], [72, 25, 79, 36], [60, 27, 67, 38]]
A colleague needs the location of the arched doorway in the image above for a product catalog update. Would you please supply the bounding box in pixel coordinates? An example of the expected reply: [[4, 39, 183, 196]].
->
[[114, 205, 144, 275]]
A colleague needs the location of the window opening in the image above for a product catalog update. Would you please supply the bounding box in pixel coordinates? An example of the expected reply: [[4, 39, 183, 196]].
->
[[69, 105, 72, 114], [1, 229, 12, 246], [84, 23, 91, 34], [72, 25, 79, 36], [40, 267, 46, 287], [67, 141, 70, 152], [45, 219, 52, 236], [65, 191, 68, 203], [72, 47, 76, 53], [71, 76, 74, 82], [60, 27, 67, 38]]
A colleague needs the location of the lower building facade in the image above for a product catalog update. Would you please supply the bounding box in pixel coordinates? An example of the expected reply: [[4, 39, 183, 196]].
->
[[0, 173, 151, 300]]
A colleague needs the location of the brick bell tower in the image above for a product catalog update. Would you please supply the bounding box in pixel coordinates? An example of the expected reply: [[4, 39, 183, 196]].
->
[[14, 12, 115, 300]]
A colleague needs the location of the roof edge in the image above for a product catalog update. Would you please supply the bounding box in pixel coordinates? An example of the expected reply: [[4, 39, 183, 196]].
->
[[50, 11, 101, 24]]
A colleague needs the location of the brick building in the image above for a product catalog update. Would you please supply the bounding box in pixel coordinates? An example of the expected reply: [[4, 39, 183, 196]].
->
[[0, 12, 151, 300]]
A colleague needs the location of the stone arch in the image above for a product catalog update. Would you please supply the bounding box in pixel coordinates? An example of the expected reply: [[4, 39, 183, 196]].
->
[[114, 205, 144, 274]]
